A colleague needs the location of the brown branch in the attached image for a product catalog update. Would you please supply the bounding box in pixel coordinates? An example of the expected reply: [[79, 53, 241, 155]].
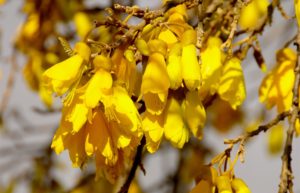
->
[[118, 136, 146, 193], [224, 111, 290, 145], [277, 30, 300, 193], [275, 0, 291, 20], [213, 110, 289, 166], [221, 0, 245, 51]]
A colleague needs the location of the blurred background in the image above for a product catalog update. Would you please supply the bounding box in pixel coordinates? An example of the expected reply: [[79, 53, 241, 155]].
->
[[0, 0, 300, 193]]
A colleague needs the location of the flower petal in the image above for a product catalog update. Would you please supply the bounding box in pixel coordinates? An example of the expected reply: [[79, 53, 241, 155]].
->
[[182, 91, 206, 139], [182, 44, 201, 90], [42, 54, 83, 96], [218, 57, 246, 109], [141, 53, 170, 115], [164, 98, 189, 148]]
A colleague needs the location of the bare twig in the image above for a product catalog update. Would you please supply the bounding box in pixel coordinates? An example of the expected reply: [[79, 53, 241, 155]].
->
[[209, 110, 290, 170], [276, 1, 291, 20], [224, 111, 290, 145], [278, 30, 300, 193]]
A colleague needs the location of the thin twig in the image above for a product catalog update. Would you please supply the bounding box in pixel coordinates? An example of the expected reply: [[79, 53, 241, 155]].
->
[[209, 111, 290, 168], [224, 111, 290, 145], [276, 1, 291, 20], [278, 30, 300, 193]]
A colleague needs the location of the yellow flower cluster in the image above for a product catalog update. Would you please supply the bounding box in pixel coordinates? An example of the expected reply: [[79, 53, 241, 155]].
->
[[138, 5, 246, 153], [259, 48, 297, 113], [41, 4, 247, 182], [43, 42, 143, 182], [259, 48, 300, 136], [190, 166, 251, 193]]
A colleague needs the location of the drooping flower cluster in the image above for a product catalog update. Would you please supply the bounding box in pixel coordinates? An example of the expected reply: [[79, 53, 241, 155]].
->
[[43, 42, 143, 182], [15, 0, 111, 108], [138, 5, 246, 153], [259, 48, 300, 138], [40, 3, 247, 183]]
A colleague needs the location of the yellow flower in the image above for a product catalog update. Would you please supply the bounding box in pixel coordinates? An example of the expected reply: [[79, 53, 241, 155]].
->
[[142, 111, 165, 153], [51, 85, 142, 182], [63, 126, 87, 168], [200, 37, 223, 94], [166, 5, 190, 38], [148, 39, 168, 56], [93, 54, 112, 71], [95, 148, 125, 183], [182, 91, 206, 140], [216, 175, 232, 193], [42, 42, 90, 96], [112, 49, 138, 95], [231, 178, 251, 193], [64, 90, 90, 133], [85, 108, 118, 165], [51, 93, 89, 167], [141, 52, 170, 115], [103, 86, 142, 139], [84, 68, 113, 108], [164, 98, 189, 148], [167, 43, 183, 89], [43, 54, 84, 96], [158, 29, 178, 46], [135, 38, 150, 56], [259, 48, 296, 112], [143, 95, 206, 152], [182, 44, 201, 90], [218, 57, 246, 110]]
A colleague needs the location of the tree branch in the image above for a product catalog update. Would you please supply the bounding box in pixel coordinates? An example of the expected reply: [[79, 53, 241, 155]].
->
[[215, 111, 291, 166], [277, 29, 300, 193], [224, 111, 290, 145]]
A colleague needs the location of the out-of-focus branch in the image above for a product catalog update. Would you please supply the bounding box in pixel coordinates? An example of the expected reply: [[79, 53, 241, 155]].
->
[[278, 29, 300, 193], [0, 53, 18, 122]]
